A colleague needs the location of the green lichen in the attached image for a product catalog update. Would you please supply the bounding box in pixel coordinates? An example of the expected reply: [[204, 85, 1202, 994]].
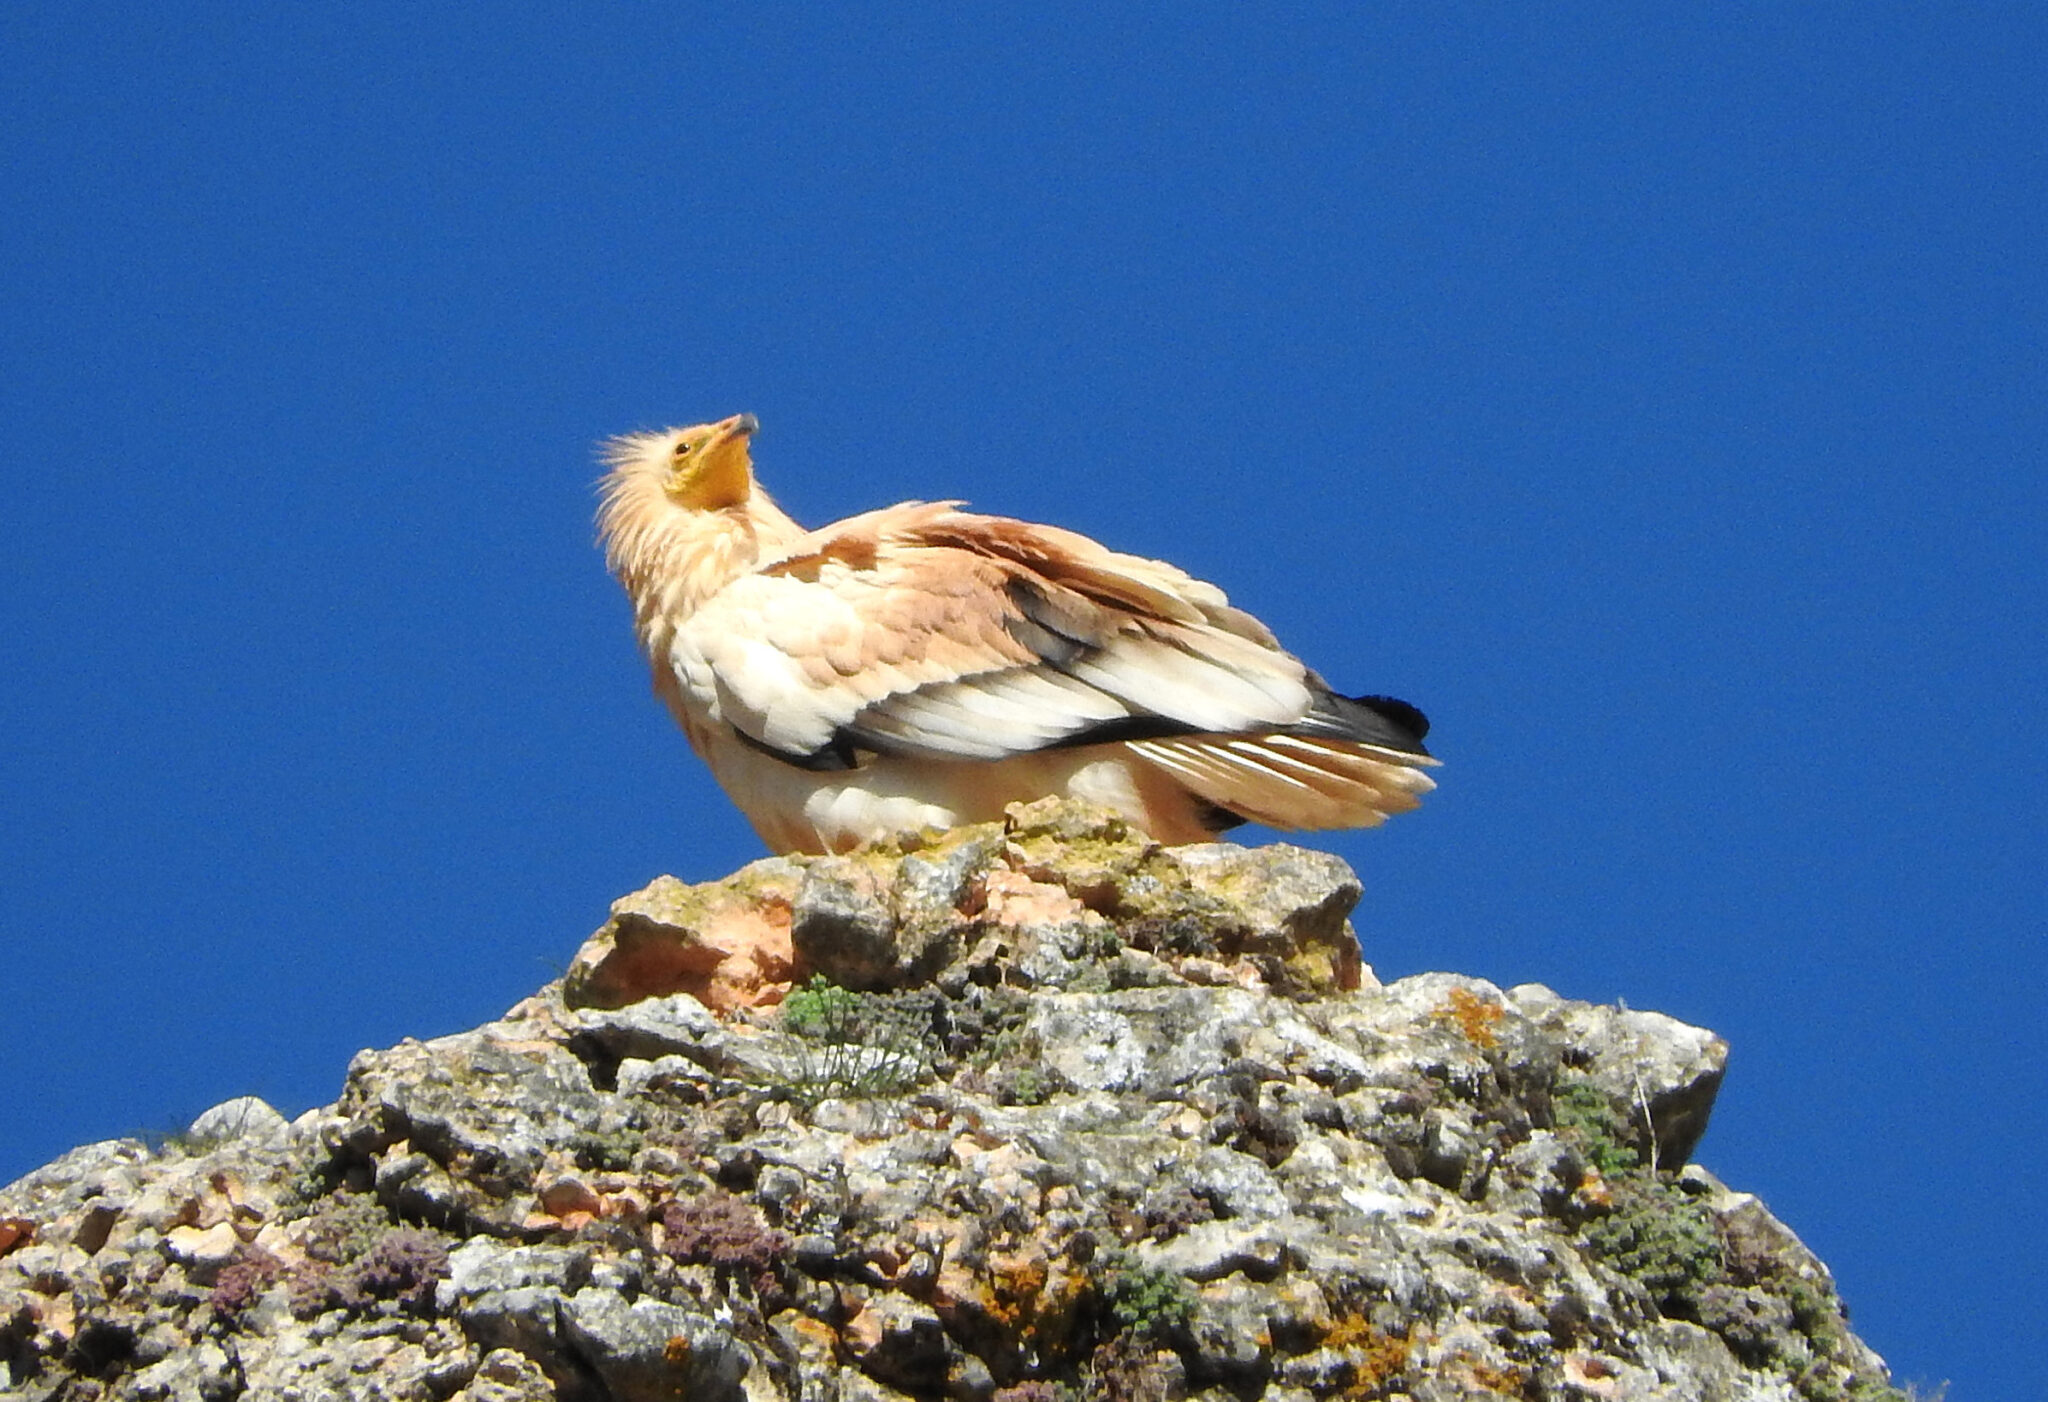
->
[[1003, 797, 1172, 913]]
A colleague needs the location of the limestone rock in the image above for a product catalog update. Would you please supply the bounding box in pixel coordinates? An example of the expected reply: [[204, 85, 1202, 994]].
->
[[185, 1095, 290, 1148], [559, 1287, 757, 1402], [0, 803, 1901, 1401]]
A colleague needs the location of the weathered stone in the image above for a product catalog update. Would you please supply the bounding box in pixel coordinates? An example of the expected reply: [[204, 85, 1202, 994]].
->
[[0, 806, 1898, 1402], [1167, 843, 1364, 994], [841, 1290, 955, 1391], [893, 828, 1007, 942], [233, 1316, 475, 1401], [1001, 795, 1162, 901], [790, 840, 992, 991], [124, 1336, 236, 1400], [162, 1220, 240, 1272], [1031, 988, 1259, 1096], [459, 1283, 574, 1374], [186, 1095, 290, 1147], [440, 1237, 591, 1303], [559, 1287, 755, 1402], [789, 854, 901, 990], [449, 1347, 559, 1402], [1140, 1220, 1289, 1283], [566, 991, 724, 1064], [1187, 1275, 1280, 1383], [1528, 991, 1729, 1170], [333, 1025, 610, 1230]]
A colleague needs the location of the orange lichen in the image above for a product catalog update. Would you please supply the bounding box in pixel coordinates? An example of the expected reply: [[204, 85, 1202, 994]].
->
[[1573, 1168, 1615, 1211], [1434, 987, 1505, 1049], [1451, 1353, 1528, 1394], [986, 1255, 1048, 1327], [1320, 1315, 1411, 1396], [974, 1249, 1084, 1355]]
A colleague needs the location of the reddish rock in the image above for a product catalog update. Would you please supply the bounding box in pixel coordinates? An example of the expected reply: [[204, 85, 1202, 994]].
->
[[564, 864, 802, 1013]]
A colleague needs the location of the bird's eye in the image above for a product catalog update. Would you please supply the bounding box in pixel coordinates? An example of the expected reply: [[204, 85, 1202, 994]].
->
[[672, 442, 693, 458]]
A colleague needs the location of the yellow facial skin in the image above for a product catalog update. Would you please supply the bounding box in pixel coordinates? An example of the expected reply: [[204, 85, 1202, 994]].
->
[[667, 413, 759, 509]]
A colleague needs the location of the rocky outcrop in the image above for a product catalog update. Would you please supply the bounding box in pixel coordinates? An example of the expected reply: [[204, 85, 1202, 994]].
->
[[0, 800, 1900, 1401]]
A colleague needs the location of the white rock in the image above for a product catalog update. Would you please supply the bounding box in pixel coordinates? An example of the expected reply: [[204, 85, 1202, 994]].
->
[[163, 1220, 240, 1269], [187, 1095, 289, 1145]]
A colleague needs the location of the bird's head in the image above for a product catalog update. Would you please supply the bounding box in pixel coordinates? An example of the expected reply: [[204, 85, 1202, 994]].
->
[[602, 412, 761, 512], [654, 412, 760, 510], [598, 409, 813, 626]]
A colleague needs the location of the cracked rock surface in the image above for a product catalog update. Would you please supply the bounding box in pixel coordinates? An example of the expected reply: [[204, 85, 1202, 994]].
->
[[1, 800, 1898, 1401]]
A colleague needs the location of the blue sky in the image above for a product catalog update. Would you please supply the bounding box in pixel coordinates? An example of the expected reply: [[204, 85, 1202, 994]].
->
[[4, 6, 2043, 1394]]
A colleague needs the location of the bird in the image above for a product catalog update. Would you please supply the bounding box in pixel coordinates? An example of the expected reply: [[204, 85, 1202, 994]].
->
[[598, 413, 1437, 855]]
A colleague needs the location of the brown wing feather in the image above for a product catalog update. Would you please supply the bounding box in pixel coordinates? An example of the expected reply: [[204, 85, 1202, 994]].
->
[[1128, 734, 1437, 831], [674, 504, 1313, 764]]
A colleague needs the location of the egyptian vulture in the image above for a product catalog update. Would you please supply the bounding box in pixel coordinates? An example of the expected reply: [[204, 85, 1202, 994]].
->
[[599, 413, 1437, 855]]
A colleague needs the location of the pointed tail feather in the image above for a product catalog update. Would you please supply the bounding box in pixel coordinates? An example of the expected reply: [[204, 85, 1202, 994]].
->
[[1127, 733, 1437, 832]]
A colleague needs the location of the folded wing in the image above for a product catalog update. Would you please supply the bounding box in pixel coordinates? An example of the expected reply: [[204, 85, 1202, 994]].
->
[[673, 502, 1435, 829]]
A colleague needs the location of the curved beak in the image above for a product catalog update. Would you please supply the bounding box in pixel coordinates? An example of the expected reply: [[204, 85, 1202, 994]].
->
[[690, 413, 759, 508]]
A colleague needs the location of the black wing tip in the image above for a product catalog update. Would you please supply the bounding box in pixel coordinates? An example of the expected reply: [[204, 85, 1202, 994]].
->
[[1353, 694, 1431, 745], [1287, 690, 1432, 756], [1195, 800, 1251, 835]]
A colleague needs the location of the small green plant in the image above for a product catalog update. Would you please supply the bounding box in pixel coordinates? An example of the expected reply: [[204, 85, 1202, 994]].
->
[[294, 1190, 395, 1265], [285, 1158, 343, 1209], [1707, 1201, 1916, 1401], [1004, 1065, 1056, 1106], [1583, 1178, 1722, 1311], [783, 977, 865, 1038], [778, 976, 932, 1102], [1790, 1366, 1932, 1402], [1552, 1077, 1643, 1177], [1098, 1256, 1196, 1344]]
